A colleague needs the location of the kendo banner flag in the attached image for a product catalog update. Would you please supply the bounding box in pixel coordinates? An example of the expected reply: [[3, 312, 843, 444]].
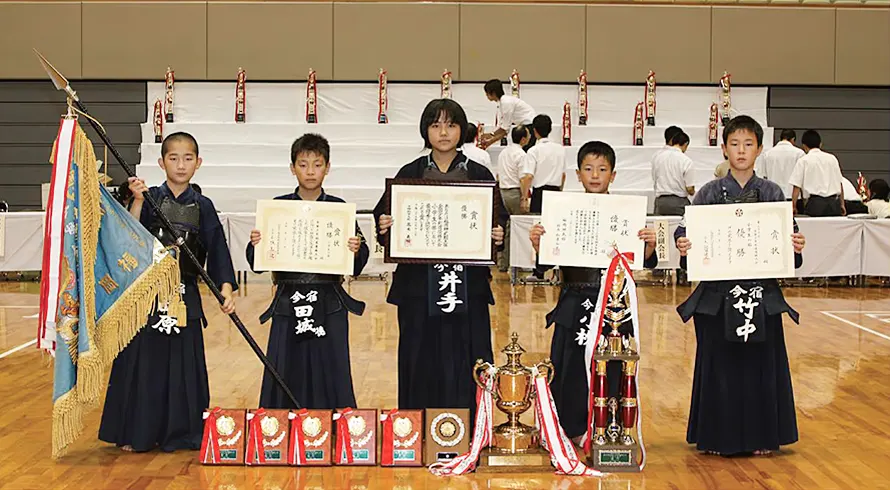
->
[[38, 117, 186, 458]]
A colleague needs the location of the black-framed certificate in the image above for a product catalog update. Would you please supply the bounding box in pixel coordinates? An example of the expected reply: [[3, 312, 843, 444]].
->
[[383, 179, 498, 265]]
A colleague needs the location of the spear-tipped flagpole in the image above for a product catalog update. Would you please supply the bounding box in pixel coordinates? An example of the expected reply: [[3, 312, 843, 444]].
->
[[35, 50, 302, 410]]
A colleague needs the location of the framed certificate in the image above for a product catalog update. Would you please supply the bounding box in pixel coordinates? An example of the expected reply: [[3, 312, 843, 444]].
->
[[685, 201, 795, 282], [383, 179, 497, 265], [538, 191, 648, 270], [253, 199, 357, 276]]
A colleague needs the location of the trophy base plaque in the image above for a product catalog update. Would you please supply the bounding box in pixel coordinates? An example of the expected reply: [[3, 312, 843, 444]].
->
[[307, 115, 317, 124], [500, 137, 507, 146], [647, 117, 655, 127], [709, 138, 717, 147], [721, 117, 730, 126], [634, 138, 643, 146], [154, 135, 162, 144], [236, 115, 245, 123], [166, 114, 174, 124], [563, 137, 571, 146], [589, 443, 641, 473], [476, 447, 553, 473], [378, 115, 388, 124], [579, 116, 587, 126]]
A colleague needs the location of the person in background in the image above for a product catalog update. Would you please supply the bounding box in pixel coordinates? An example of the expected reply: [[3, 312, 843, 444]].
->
[[866, 179, 890, 218], [496, 125, 531, 272], [462, 123, 493, 170], [789, 130, 845, 216], [757, 129, 804, 199], [842, 176, 868, 215], [652, 131, 694, 216], [480, 79, 536, 151], [520, 114, 566, 214]]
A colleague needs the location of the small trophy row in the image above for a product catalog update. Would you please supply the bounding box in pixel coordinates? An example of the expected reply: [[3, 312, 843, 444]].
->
[[154, 67, 733, 149], [200, 406, 470, 467]]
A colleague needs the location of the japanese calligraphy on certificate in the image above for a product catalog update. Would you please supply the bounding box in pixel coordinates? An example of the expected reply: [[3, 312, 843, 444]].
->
[[538, 191, 647, 270], [386, 179, 496, 264], [253, 199, 357, 275], [685, 201, 794, 282]]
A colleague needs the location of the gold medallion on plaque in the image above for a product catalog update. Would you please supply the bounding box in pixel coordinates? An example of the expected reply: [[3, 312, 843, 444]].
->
[[260, 416, 279, 437], [216, 415, 236, 437], [302, 416, 322, 438], [348, 415, 366, 436], [393, 417, 413, 439]]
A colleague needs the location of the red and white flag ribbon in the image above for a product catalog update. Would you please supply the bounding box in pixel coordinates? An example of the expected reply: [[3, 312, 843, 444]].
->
[[245, 409, 267, 464], [334, 408, 354, 464], [380, 408, 399, 466], [288, 409, 308, 465], [200, 407, 223, 464]]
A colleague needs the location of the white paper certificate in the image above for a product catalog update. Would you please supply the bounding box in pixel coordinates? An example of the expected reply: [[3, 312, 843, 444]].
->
[[253, 199, 357, 275], [388, 182, 494, 262], [685, 201, 795, 282], [538, 191, 647, 270]]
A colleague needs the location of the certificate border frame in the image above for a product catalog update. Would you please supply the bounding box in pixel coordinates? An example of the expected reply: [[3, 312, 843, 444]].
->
[[382, 178, 499, 266]]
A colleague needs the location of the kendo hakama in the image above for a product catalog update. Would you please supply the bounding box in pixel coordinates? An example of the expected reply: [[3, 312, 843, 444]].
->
[[677, 174, 801, 455], [99, 183, 237, 452], [373, 154, 507, 412], [540, 254, 657, 439], [248, 190, 369, 410]]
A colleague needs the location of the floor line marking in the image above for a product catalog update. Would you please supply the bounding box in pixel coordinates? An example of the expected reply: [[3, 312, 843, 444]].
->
[[0, 339, 38, 360], [820, 311, 890, 342]]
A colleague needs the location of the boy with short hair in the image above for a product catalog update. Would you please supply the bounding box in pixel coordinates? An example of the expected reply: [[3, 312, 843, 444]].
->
[[652, 130, 695, 216], [529, 141, 658, 442], [675, 115, 806, 456], [480, 79, 536, 150], [521, 114, 566, 214], [757, 129, 804, 199], [99, 131, 238, 453], [462, 122, 492, 170], [247, 133, 369, 409], [789, 130, 845, 216], [496, 125, 531, 271]]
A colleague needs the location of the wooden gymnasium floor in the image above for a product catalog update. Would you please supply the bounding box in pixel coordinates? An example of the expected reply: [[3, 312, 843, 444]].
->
[[1, 273, 890, 490]]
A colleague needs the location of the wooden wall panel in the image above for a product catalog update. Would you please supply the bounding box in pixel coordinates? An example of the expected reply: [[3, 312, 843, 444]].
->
[[82, 1, 207, 79], [711, 7, 836, 84], [461, 4, 585, 82], [586, 5, 711, 83], [207, 2, 333, 80], [0, 2, 82, 79], [836, 8, 890, 85], [333, 3, 459, 80]]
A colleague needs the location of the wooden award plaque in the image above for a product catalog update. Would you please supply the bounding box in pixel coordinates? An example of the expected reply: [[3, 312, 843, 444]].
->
[[294, 409, 333, 466], [246, 409, 290, 465], [203, 408, 246, 465], [334, 409, 378, 466], [381, 409, 423, 467], [423, 408, 470, 466]]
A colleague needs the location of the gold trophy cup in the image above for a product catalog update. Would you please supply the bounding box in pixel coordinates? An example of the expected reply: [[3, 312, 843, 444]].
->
[[473, 332, 554, 473]]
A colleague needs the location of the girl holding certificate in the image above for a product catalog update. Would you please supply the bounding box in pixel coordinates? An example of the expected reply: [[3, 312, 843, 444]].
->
[[528, 141, 658, 443], [675, 116, 806, 457], [373, 99, 507, 414]]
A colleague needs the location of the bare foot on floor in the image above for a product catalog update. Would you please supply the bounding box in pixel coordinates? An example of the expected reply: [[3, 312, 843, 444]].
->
[[121, 445, 134, 452]]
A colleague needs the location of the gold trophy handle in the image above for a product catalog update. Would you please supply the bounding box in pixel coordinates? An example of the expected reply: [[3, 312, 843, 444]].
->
[[473, 359, 499, 401], [534, 359, 555, 385]]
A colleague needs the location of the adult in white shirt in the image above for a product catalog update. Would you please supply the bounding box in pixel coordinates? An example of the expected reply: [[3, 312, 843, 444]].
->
[[462, 123, 492, 170], [480, 79, 536, 150], [789, 130, 845, 216], [866, 179, 890, 218], [757, 129, 804, 199], [841, 176, 869, 214], [495, 125, 531, 271], [652, 131, 695, 216], [520, 114, 565, 213]]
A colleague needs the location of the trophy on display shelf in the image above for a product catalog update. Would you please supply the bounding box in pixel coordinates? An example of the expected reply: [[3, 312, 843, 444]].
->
[[587, 263, 643, 473], [152, 99, 163, 144], [378, 68, 388, 124], [562, 101, 572, 146], [644, 70, 656, 126], [708, 103, 719, 147], [578, 70, 588, 126], [472, 333, 555, 473], [857, 172, 869, 201], [164, 67, 175, 123], [510, 69, 520, 98], [441, 69, 453, 99], [234, 67, 246, 123], [476, 122, 485, 149], [719, 71, 731, 126], [633, 102, 644, 146], [306, 68, 318, 124]]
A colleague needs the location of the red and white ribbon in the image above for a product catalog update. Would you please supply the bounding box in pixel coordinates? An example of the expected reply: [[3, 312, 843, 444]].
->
[[245, 409, 266, 464], [287, 409, 308, 465], [428, 366, 497, 476], [532, 367, 603, 476], [380, 408, 399, 466], [334, 408, 354, 464], [38, 118, 76, 355], [200, 407, 223, 464]]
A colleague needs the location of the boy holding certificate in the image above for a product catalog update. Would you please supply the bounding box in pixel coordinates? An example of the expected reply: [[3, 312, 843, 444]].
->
[[374, 99, 506, 414], [528, 141, 658, 443], [675, 115, 806, 456], [246, 133, 369, 409], [100, 132, 238, 453]]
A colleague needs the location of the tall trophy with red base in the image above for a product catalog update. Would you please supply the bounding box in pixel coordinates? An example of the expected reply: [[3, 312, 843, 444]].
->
[[645, 70, 656, 126], [719, 71, 731, 126], [510, 69, 520, 97], [164, 67, 175, 123], [562, 102, 571, 146], [708, 103, 719, 147], [153, 99, 163, 143], [378, 68, 388, 124], [306, 68, 318, 124], [588, 265, 642, 473], [633, 102, 644, 146], [441, 69, 452, 99], [857, 172, 869, 200], [578, 70, 588, 126], [235, 67, 246, 123], [476, 122, 485, 148]]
